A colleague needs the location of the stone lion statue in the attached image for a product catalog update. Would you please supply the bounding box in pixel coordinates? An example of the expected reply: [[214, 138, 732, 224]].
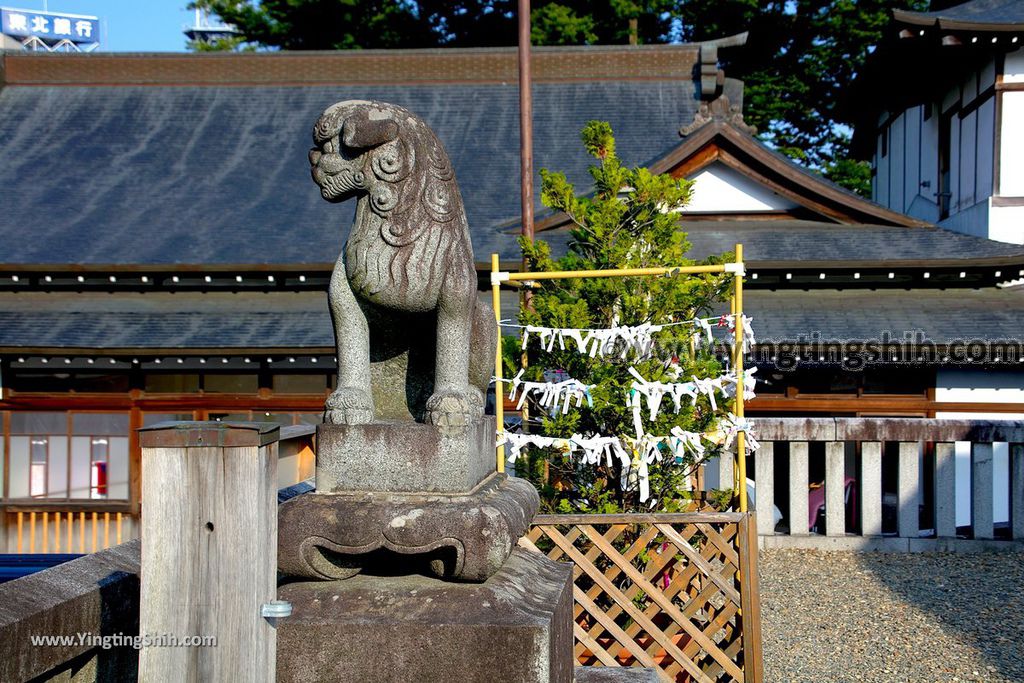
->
[[309, 100, 496, 430]]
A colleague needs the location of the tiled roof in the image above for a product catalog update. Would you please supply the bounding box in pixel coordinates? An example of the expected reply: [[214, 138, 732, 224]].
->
[[2, 288, 1023, 350], [532, 220, 1024, 266], [0, 47, 704, 267], [748, 288, 1024, 344], [893, 0, 1024, 31]]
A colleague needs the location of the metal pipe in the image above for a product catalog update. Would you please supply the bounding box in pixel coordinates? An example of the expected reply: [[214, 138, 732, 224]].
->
[[492, 253, 506, 474], [518, 0, 534, 244], [504, 264, 729, 281], [734, 243, 747, 513]]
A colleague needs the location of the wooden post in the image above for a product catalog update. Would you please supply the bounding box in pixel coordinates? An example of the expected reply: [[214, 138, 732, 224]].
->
[[737, 513, 764, 683], [138, 421, 280, 682]]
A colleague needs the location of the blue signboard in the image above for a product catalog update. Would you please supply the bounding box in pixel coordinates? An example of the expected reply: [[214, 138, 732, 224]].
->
[[1, 7, 100, 43]]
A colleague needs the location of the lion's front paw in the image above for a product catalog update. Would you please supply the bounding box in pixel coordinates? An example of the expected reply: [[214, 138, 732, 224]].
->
[[425, 390, 472, 433], [325, 386, 374, 425]]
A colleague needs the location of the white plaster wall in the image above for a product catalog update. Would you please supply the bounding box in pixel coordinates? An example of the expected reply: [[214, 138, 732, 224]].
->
[[682, 162, 798, 213], [1005, 47, 1024, 83], [990, 203, 1024, 244], [999, 91, 1024, 197]]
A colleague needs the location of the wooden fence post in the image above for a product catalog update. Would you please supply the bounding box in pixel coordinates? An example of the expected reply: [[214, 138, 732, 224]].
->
[[138, 422, 280, 682], [737, 512, 764, 683]]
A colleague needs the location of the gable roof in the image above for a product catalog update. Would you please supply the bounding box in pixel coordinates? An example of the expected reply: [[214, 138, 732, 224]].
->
[[528, 121, 928, 236], [0, 46, 723, 269], [893, 0, 1024, 32]]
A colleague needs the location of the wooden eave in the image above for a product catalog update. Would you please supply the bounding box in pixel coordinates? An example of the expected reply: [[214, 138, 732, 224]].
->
[[892, 9, 1024, 33]]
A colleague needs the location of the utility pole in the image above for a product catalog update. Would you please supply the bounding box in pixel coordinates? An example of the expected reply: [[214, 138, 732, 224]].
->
[[518, 0, 534, 247]]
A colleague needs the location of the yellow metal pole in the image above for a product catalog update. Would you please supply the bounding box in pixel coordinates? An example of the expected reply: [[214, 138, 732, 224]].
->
[[505, 264, 727, 281], [492, 253, 506, 474], [734, 243, 747, 513]]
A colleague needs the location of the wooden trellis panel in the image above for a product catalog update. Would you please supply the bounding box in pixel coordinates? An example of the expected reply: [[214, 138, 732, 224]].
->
[[522, 511, 763, 683]]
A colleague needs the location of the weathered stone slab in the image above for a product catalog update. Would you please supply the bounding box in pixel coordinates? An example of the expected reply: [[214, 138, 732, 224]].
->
[[279, 472, 539, 582], [276, 548, 574, 683], [574, 667, 661, 682], [316, 415, 495, 494]]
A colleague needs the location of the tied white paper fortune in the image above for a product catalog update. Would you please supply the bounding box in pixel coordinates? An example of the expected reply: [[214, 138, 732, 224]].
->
[[691, 314, 756, 353], [497, 415, 758, 503], [520, 323, 664, 359], [626, 366, 757, 421], [506, 369, 594, 413]]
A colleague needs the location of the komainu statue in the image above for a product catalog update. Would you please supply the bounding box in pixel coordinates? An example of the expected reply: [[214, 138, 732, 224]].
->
[[279, 100, 536, 584], [308, 100, 496, 431]]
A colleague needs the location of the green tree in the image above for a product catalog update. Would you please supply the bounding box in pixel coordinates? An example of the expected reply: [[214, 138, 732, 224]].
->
[[510, 121, 734, 514], [188, 0, 926, 193]]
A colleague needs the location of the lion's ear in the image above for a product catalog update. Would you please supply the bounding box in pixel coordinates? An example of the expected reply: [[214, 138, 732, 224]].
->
[[342, 114, 399, 150]]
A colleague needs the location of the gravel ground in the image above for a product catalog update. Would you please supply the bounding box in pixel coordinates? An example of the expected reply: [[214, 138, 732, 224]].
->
[[759, 549, 1024, 683]]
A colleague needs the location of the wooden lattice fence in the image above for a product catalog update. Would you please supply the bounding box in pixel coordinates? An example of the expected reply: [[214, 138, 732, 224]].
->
[[522, 511, 763, 683]]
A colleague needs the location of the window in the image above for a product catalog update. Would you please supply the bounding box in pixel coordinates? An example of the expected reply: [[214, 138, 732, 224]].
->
[[90, 437, 108, 499], [30, 438, 47, 497], [71, 413, 129, 500], [9, 413, 66, 500], [273, 374, 329, 394]]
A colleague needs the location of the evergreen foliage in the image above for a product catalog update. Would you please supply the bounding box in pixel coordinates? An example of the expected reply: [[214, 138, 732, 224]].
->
[[511, 121, 734, 513]]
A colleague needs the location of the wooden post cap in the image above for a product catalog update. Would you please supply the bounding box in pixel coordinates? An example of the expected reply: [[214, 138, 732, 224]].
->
[[138, 421, 281, 448]]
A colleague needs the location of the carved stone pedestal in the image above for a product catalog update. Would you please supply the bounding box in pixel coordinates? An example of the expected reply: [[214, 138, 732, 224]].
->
[[278, 472, 538, 582], [278, 416, 539, 582], [276, 548, 574, 683]]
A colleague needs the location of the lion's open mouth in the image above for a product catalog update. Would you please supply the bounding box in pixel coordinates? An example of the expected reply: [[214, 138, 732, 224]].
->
[[318, 169, 358, 199]]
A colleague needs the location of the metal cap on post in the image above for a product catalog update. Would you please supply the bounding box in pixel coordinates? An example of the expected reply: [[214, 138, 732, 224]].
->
[[138, 421, 281, 683]]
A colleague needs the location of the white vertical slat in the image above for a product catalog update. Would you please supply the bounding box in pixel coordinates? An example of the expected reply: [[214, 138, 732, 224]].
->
[[972, 442, 995, 540], [789, 442, 809, 536], [898, 442, 920, 538], [755, 442, 775, 536], [825, 442, 845, 537], [860, 441, 883, 537], [934, 442, 957, 538]]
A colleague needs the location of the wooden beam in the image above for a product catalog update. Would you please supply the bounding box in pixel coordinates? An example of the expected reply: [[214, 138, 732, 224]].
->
[[128, 406, 142, 516]]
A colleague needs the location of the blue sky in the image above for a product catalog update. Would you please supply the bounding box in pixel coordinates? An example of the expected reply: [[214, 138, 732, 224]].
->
[[6, 1, 195, 51]]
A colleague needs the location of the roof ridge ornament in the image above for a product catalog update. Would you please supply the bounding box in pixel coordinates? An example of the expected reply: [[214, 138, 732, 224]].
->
[[679, 93, 756, 137]]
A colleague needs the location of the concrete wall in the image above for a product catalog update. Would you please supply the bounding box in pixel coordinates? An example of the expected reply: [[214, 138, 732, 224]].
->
[[935, 368, 1024, 527]]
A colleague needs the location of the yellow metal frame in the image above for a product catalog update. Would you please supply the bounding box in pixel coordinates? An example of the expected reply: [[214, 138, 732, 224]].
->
[[490, 244, 749, 511]]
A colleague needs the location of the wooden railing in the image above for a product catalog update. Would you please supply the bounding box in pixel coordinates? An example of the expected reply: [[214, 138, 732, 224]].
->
[[523, 511, 763, 683], [8, 509, 131, 554], [736, 418, 1024, 548], [1, 423, 316, 556]]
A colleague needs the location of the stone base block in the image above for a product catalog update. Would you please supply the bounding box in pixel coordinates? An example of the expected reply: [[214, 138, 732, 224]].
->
[[278, 472, 539, 582], [316, 416, 495, 494], [276, 548, 574, 683], [574, 667, 661, 682]]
